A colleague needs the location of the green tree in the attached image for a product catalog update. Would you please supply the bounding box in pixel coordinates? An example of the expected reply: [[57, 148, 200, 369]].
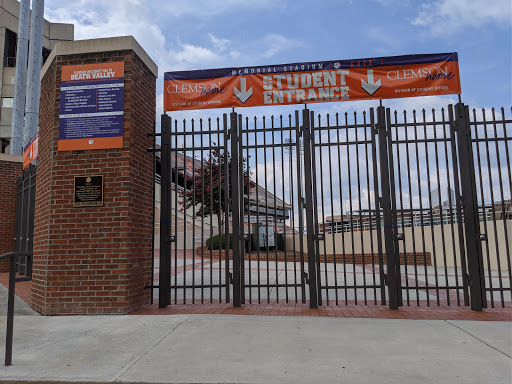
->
[[180, 149, 254, 236]]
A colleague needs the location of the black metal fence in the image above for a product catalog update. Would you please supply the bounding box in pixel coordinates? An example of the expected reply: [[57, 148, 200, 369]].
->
[[157, 103, 511, 311]]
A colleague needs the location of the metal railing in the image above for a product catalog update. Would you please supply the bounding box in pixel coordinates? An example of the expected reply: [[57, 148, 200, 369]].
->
[[1, 251, 32, 366]]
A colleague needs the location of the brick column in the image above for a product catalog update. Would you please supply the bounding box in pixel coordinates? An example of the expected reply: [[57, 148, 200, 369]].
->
[[0, 155, 23, 272], [32, 37, 157, 314]]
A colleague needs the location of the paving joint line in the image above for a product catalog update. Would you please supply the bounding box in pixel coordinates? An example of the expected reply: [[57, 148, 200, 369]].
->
[[112, 315, 191, 382], [445, 319, 512, 359]]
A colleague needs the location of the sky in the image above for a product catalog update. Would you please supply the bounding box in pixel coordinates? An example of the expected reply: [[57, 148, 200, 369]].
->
[[44, 0, 512, 121], [43, 0, 512, 222]]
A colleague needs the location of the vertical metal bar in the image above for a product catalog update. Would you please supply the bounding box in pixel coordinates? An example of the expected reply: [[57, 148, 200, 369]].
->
[[345, 112, 358, 304], [413, 110, 430, 306], [473, 109, 493, 306], [423, 109, 441, 306], [364, 112, 377, 305], [255, 117, 262, 303], [337, 112, 349, 305], [218, 117, 223, 303], [210, 119, 215, 303], [393, 111, 410, 306], [377, 106, 399, 309], [442, 108, 461, 306], [327, 114, 339, 305], [182, 121, 188, 304], [482, 108, 504, 306], [231, 111, 242, 307], [433, 109, 451, 305], [191, 119, 197, 304], [370, 109, 386, 305], [355, 112, 368, 305], [403, 111, 421, 305], [272, 116, 279, 303], [263, 117, 270, 303], [5, 255, 15, 366], [311, 111, 322, 306], [385, 109, 403, 307], [246, 117, 253, 304], [448, 106, 470, 306], [496, 107, 512, 304], [302, 108, 318, 309], [159, 114, 171, 308], [317, 115, 329, 305], [238, 114, 245, 305], [288, 115, 299, 303], [199, 120, 205, 303], [296, 111, 307, 303], [150, 126, 156, 305], [280, 116, 289, 303], [173, 120, 179, 304], [454, 103, 486, 311], [223, 114, 231, 303]]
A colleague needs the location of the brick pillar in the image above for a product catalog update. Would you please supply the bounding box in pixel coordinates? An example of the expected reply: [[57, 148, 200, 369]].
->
[[32, 37, 157, 314], [0, 155, 23, 272]]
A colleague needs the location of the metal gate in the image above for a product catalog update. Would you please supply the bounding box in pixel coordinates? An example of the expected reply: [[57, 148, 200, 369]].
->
[[157, 103, 511, 311]]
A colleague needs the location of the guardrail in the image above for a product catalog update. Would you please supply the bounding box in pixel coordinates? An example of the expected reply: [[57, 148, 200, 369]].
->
[[0, 252, 32, 366]]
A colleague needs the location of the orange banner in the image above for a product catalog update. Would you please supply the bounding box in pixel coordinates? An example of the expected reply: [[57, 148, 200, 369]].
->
[[164, 53, 461, 111], [23, 133, 38, 169]]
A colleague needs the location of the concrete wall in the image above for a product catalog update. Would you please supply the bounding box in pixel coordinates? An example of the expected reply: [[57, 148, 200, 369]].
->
[[286, 221, 512, 271]]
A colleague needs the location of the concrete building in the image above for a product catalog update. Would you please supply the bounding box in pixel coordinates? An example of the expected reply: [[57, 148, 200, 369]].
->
[[0, 0, 73, 153]]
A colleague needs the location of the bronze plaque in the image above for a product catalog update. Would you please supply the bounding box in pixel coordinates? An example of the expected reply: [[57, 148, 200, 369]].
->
[[74, 175, 103, 207]]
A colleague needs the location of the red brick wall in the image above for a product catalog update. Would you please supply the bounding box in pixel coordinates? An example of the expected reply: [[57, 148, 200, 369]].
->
[[204, 249, 432, 266], [32, 50, 156, 314], [0, 158, 23, 272]]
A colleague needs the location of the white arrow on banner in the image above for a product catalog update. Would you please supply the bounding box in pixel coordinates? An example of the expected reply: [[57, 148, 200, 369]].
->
[[234, 77, 253, 103], [361, 70, 381, 96]]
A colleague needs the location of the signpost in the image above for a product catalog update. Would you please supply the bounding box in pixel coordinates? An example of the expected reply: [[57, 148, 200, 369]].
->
[[58, 62, 125, 151], [164, 52, 461, 111]]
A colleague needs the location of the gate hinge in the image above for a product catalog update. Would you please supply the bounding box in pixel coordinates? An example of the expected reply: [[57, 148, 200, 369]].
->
[[229, 272, 233, 284], [383, 273, 388, 286], [465, 273, 472, 287], [303, 272, 309, 284]]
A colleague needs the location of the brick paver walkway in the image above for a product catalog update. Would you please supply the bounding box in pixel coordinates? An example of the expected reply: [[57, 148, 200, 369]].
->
[[133, 299, 512, 321], [2, 272, 510, 321]]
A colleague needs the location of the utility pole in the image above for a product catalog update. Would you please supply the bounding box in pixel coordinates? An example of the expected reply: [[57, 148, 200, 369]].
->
[[23, 0, 45, 148], [9, 0, 30, 155]]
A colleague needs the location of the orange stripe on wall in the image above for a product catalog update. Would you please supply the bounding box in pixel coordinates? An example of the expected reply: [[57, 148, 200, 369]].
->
[[58, 136, 123, 151]]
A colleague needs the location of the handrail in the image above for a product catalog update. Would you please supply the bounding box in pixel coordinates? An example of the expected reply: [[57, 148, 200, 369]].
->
[[1, 251, 33, 366]]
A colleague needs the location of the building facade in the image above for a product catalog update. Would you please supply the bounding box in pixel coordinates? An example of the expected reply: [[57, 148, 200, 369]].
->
[[0, 0, 73, 153]]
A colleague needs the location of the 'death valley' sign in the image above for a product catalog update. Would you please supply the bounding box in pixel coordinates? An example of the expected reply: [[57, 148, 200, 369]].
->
[[164, 52, 461, 111]]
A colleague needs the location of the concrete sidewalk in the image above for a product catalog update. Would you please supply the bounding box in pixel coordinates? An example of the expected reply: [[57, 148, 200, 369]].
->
[[0, 314, 510, 384]]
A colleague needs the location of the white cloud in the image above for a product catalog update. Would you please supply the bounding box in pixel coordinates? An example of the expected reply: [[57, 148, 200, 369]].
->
[[412, 0, 512, 35]]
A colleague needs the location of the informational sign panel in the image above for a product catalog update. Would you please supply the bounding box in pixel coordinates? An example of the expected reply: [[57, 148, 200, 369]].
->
[[58, 62, 125, 151], [23, 133, 38, 169], [164, 53, 461, 111], [74, 175, 104, 207]]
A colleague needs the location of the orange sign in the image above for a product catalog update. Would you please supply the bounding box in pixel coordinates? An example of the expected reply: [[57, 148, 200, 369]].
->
[[58, 62, 125, 151], [23, 133, 38, 169], [164, 53, 461, 111]]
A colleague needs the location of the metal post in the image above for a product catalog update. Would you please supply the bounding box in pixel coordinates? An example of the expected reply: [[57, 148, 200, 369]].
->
[[377, 106, 400, 309], [302, 108, 318, 309], [230, 112, 242, 307], [9, 0, 30, 155], [159, 114, 172, 308], [453, 103, 486, 311], [5, 255, 16, 366], [23, 0, 45, 147]]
